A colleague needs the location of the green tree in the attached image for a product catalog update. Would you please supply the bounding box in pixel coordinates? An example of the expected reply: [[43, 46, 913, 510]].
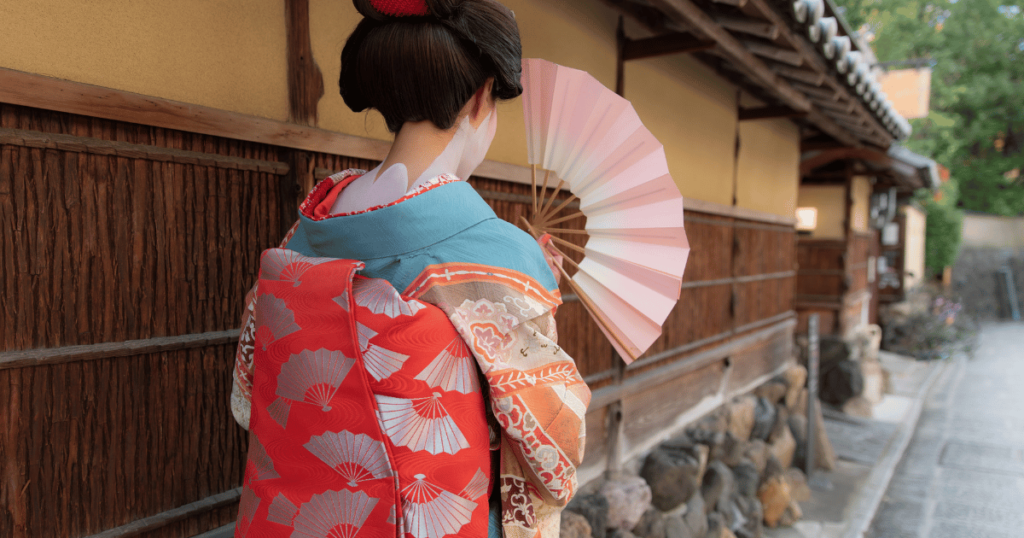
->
[[836, 0, 1024, 215]]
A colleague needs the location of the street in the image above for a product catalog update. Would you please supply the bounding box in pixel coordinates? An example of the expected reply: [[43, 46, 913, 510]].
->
[[869, 323, 1024, 538]]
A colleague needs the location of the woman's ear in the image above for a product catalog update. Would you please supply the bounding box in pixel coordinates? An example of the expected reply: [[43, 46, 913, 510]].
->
[[468, 78, 496, 128]]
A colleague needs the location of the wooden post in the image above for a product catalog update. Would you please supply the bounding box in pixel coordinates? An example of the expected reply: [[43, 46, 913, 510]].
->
[[805, 314, 820, 475], [605, 352, 627, 476], [285, 0, 325, 126], [616, 17, 626, 96]]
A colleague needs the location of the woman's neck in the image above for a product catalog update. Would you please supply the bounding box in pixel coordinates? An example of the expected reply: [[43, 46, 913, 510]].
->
[[375, 120, 463, 188]]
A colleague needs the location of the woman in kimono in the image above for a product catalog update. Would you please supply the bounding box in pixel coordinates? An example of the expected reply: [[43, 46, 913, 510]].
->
[[230, 0, 590, 536]]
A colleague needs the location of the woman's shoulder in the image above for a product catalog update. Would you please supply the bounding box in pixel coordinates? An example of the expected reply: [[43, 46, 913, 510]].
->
[[444, 216, 559, 293]]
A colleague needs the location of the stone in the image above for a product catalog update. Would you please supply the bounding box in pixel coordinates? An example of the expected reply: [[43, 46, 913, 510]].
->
[[566, 493, 609, 538], [860, 357, 885, 405], [700, 461, 735, 513], [762, 454, 784, 482], [689, 428, 725, 450], [769, 419, 796, 469], [777, 500, 803, 527], [706, 513, 727, 538], [641, 444, 707, 511], [819, 336, 852, 366], [820, 359, 864, 406], [786, 388, 808, 416], [683, 495, 706, 537], [784, 468, 811, 502], [561, 510, 594, 538], [750, 398, 777, 442], [741, 439, 770, 475], [710, 433, 747, 468], [728, 396, 757, 441], [767, 406, 789, 445], [731, 495, 764, 538], [601, 475, 653, 531], [780, 366, 807, 411], [753, 381, 787, 406], [788, 413, 808, 468], [610, 529, 639, 538], [663, 515, 694, 538], [689, 408, 729, 437], [757, 475, 792, 528], [812, 403, 838, 471], [632, 509, 667, 538], [732, 460, 760, 498], [722, 529, 737, 538], [842, 395, 873, 418]]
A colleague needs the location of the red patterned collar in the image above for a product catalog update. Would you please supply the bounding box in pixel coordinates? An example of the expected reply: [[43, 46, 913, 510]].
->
[[300, 169, 462, 221]]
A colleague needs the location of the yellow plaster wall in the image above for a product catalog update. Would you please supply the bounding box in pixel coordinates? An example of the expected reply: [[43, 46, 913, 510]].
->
[[902, 205, 927, 289], [735, 119, 800, 218], [0, 0, 290, 122], [850, 175, 872, 233], [3, 0, 794, 213], [797, 186, 846, 239], [624, 56, 737, 207]]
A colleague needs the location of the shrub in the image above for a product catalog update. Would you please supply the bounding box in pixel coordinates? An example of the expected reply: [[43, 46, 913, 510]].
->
[[924, 200, 963, 276]]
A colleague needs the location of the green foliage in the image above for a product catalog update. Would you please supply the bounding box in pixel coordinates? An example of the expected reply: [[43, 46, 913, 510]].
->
[[923, 199, 963, 273], [835, 0, 1024, 216]]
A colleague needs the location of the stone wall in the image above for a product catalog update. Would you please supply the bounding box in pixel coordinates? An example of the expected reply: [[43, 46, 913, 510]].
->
[[952, 247, 1024, 319], [562, 366, 835, 538]]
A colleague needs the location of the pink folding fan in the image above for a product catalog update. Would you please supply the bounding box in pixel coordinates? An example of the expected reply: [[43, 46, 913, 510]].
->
[[519, 58, 690, 364]]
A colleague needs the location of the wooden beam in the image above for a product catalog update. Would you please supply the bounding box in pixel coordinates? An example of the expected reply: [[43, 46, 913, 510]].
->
[[799, 147, 893, 176], [739, 106, 808, 120], [83, 489, 241, 538], [740, 39, 803, 66], [808, 96, 857, 113], [0, 67, 392, 161], [769, 63, 827, 86], [0, 127, 289, 174], [716, 15, 779, 39], [0, 330, 239, 370], [711, 0, 748, 6], [622, 32, 717, 60], [791, 81, 841, 101], [589, 315, 796, 408], [801, 140, 850, 151], [285, 0, 324, 125]]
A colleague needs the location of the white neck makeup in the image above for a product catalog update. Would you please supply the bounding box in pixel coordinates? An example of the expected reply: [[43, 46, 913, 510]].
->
[[331, 110, 495, 215]]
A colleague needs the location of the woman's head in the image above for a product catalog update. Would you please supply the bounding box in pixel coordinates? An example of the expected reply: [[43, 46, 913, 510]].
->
[[340, 0, 522, 132]]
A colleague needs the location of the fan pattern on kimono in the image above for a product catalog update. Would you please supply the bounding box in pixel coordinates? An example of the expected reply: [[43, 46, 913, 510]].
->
[[236, 250, 492, 538]]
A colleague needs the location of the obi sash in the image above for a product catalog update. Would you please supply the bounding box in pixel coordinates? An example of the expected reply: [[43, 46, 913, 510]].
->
[[236, 249, 492, 538]]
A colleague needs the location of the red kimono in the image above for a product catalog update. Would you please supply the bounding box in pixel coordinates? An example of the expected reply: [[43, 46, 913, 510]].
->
[[232, 171, 590, 538]]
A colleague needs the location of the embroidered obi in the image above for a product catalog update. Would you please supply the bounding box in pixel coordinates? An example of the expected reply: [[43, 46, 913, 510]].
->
[[236, 250, 492, 538]]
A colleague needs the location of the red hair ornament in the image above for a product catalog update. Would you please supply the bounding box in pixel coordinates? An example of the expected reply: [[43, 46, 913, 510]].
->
[[371, 0, 429, 16]]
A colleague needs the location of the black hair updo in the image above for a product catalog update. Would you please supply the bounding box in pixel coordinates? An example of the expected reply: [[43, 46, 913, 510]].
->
[[340, 0, 523, 132]]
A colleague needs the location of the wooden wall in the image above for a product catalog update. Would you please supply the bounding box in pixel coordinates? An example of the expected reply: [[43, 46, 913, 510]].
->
[[0, 103, 287, 538], [1, 102, 798, 537], [795, 231, 874, 337]]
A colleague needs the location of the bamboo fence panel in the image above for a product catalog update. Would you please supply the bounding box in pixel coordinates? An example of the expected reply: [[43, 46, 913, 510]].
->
[[0, 104, 286, 537]]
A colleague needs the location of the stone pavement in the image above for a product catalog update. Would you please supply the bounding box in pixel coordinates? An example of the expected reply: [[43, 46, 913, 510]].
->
[[867, 322, 1024, 538]]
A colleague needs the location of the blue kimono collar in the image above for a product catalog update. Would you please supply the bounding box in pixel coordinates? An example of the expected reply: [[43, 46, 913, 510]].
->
[[295, 176, 499, 261]]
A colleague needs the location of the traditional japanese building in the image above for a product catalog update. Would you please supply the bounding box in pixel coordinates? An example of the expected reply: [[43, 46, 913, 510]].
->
[[0, 0, 914, 535]]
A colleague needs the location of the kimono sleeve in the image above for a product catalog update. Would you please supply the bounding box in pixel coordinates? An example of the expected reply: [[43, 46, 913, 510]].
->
[[450, 300, 590, 506], [230, 221, 301, 430], [409, 263, 591, 513]]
